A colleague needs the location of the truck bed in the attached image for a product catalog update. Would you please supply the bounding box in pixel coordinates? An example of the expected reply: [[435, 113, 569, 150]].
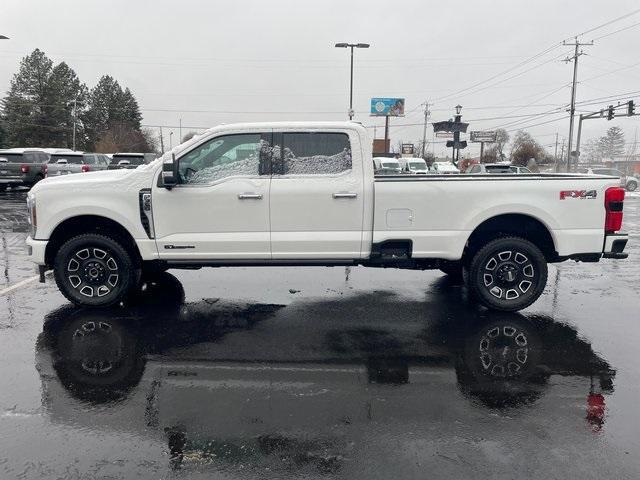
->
[[373, 173, 619, 260]]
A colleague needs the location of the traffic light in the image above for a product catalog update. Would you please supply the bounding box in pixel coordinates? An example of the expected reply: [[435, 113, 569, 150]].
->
[[607, 105, 615, 121], [628, 100, 635, 116]]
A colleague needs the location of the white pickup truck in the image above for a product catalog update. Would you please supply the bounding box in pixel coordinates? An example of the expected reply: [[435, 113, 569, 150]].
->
[[26, 122, 628, 311]]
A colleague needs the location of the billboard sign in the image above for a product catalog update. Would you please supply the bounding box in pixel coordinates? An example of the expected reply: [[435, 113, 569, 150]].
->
[[370, 98, 405, 116], [401, 143, 414, 155], [470, 130, 497, 143]]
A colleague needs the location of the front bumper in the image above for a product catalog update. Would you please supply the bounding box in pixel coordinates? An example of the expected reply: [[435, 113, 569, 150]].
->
[[603, 233, 628, 259], [26, 236, 48, 265]]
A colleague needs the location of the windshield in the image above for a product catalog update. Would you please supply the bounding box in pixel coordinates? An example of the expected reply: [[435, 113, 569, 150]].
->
[[486, 165, 513, 173], [50, 154, 83, 164], [0, 153, 24, 162], [409, 162, 427, 170], [111, 156, 145, 166], [382, 162, 400, 169]]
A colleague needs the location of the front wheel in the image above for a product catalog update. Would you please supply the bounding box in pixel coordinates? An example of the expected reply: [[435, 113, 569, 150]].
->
[[468, 237, 548, 312], [54, 234, 137, 307], [626, 180, 637, 192]]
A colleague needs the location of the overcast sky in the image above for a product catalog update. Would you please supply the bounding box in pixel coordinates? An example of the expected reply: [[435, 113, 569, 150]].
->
[[1, 0, 640, 157]]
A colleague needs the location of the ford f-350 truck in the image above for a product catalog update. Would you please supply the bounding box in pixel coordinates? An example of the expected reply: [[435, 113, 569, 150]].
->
[[25, 122, 628, 311]]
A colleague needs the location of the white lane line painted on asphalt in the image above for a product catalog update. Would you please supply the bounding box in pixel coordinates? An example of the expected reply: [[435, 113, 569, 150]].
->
[[0, 270, 52, 296]]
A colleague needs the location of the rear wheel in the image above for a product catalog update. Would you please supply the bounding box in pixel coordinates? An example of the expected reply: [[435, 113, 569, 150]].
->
[[54, 234, 137, 307], [468, 236, 547, 312], [627, 180, 637, 192]]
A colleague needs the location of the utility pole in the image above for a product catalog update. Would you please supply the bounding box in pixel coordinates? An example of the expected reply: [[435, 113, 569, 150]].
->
[[179, 118, 182, 144], [72, 98, 77, 151], [554, 132, 559, 162], [563, 37, 593, 172], [159, 126, 165, 154], [421, 101, 431, 159], [560, 138, 566, 166]]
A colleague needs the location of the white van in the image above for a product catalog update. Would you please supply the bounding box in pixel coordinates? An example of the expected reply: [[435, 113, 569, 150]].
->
[[373, 157, 402, 175], [430, 161, 460, 174], [399, 158, 428, 175]]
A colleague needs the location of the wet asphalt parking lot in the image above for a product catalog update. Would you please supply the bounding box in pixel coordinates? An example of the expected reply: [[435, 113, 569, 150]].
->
[[1, 188, 640, 480]]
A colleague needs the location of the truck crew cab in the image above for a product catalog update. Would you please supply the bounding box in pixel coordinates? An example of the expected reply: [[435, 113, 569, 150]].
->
[[26, 122, 628, 311]]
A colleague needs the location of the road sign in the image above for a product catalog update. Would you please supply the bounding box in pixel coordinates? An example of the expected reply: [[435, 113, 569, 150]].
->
[[401, 143, 414, 155], [446, 140, 468, 149], [370, 98, 405, 116], [435, 132, 454, 138], [470, 130, 497, 143], [432, 120, 469, 133]]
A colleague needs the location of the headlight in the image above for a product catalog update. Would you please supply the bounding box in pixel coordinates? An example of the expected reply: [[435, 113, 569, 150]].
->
[[26, 194, 37, 238]]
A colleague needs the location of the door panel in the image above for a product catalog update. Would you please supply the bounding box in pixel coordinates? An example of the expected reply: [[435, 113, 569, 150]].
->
[[269, 131, 364, 259], [152, 132, 272, 260]]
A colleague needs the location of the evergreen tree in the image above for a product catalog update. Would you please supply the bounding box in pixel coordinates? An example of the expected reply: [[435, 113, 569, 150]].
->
[[46, 62, 88, 148], [84, 76, 144, 149], [0, 49, 87, 148], [598, 126, 625, 160], [1, 49, 56, 146]]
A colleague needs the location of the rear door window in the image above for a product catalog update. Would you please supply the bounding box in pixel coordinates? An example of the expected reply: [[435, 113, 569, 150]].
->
[[275, 132, 351, 175]]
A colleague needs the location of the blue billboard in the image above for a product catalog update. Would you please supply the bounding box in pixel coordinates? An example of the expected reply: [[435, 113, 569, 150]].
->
[[370, 97, 405, 116]]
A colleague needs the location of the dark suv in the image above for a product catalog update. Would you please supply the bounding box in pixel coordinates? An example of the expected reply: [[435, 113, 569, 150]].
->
[[107, 152, 157, 170], [0, 148, 52, 190]]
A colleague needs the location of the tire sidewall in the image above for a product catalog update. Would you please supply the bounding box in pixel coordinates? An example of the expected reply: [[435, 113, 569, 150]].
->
[[470, 237, 548, 312], [627, 181, 637, 192], [54, 234, 135, 307]]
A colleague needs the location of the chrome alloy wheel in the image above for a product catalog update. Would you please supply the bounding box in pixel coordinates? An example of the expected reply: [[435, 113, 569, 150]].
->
[[66, 247, 120, 298], [482, 250, 535, 301]]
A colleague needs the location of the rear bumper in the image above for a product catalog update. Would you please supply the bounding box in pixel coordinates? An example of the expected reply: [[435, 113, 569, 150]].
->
[[603, 233, 628, 259]]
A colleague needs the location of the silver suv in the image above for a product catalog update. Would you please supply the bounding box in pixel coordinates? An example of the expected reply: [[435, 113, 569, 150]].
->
[[580, 167, 638, 192], [46, 152, 111, 177]]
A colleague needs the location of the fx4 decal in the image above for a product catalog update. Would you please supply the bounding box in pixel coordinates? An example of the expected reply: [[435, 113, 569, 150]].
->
[[560, 190, 597, 200]]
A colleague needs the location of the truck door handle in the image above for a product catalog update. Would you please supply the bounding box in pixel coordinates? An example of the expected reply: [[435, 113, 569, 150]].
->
[[238, 193, 263, 200], [332, 192, 358, 199]]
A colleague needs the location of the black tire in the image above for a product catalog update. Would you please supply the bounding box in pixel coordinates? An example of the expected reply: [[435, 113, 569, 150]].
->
[[439, 261, 463, 279], [468, 236, 547, 312], [627, 180, 637, 192], [53, 233, 137, 307]]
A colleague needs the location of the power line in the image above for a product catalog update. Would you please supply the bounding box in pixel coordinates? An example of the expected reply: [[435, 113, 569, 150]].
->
[[592, 20, 640, 41]]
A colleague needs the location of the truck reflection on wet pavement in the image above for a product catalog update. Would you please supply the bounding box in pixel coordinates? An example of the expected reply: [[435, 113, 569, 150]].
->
[[35, 273, 616, 476]]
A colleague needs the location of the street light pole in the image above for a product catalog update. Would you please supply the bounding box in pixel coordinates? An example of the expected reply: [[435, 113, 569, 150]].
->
[[335, 43, 370, 120]]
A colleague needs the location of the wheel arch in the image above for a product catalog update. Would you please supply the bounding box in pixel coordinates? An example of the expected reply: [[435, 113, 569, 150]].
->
[[45, 215, 142, 267], [464, 213, 557, 263]]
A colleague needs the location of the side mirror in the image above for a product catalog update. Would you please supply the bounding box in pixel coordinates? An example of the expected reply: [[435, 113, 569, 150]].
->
[[162, 153, 178, 188]]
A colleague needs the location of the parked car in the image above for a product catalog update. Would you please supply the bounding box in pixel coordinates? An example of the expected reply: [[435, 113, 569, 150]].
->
[[27, 121, 628, 312], [429, 161, 460, 174], [46, 152, 111, 177], [0, 148, 51, 190], [466, 163, 532, 174], [399, 158, 428, 174], [108, 152, 157, 170], [578, 166, 637, 192], [373, 157, 402, 175]]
